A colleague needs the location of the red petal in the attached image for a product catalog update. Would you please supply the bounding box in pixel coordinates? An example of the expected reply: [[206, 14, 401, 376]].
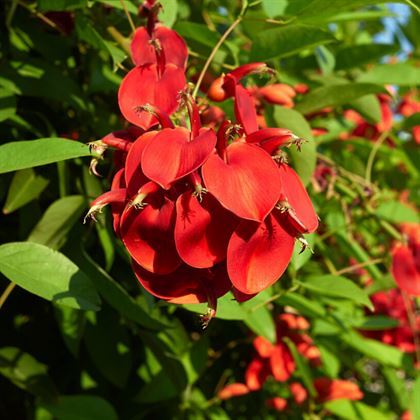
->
[[111, 168, 126, 235], [314, 378, 363, 403], [142, 127, 216, 189], [234, 84, 259, 135], [218, 383, 250, 400], [132, 262, 231, 304], [266, 397, 288, 411], [246, 127, 293, 154], [290, 382, 308, 405], [245, 356, 270, 391], [131, 26, 188, 69], [227, 212, 295, 294], [279, 164, 318, 234], [269, 342, 295, 382], [118, 64, 185, 129], [174, 191, 237, 268], [253, 336, 275, 358], [120, 193, 181, 274], [392, 244, 420, 296], [202, 142, 281, 222], [124, 131, 157, 197]]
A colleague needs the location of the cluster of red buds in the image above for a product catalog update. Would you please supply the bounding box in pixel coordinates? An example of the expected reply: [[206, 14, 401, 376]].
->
[[85, 2, 318, 320]]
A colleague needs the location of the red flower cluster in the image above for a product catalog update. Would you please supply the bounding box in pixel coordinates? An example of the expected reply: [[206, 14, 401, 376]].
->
[[218, 314, 362, 411], [366, 288, 419, 353], [85, 5, 318, 318], [392, 223, 420, 297], [398, 90, 420, 144], [342, 93, 393, 141]]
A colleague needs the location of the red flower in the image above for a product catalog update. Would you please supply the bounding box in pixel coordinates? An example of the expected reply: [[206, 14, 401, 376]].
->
[[266, 397, 288, 411], [314, 378, 363, 403]]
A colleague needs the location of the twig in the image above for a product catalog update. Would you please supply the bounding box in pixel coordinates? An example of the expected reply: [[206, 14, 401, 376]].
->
[[335, 258, 384, 276], [0, 282, 16, 310], [365, 131, 389, 184], [192, 1, 249, 98], [120, 0, 136, 33]]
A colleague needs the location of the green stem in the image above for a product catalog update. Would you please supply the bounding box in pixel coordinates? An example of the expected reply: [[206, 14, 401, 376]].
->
[[365, 131, 389, 184]]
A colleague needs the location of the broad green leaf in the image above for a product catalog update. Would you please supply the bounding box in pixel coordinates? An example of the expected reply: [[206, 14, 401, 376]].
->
[[335, 44, 399, 71], [356, 316, 398, 330], [69, 248, 167, 330], [28, 196, 86, 250], [376, 201, 419, 224], [0, 347, 57, 401], [41, 395, 118, 420], [262, 0, 288, 17], [291, 233, 316, 271], [315, 45, 336, 75], [160, 0, 178, 27], [174, 22, 220, 48], [250, 24, 336, 61], [1, 60, 87, 110], [135, 370, 178, 403], [341, 331, 412, 369], [348, 95, 382, 124], [0, 87, 16, 122], [0, 138, 90, 174], [54, 306, 86, 357], [276, 292, 326, 317], [298, 275, 373, 310], [38, 0, 87, 10], [284, 338, 316, 397], [317, 342, 341, 377], [272, 106, 316, 185], [94, 0, 137, 13], [0, 242, 101, 311], [412, 376, 420, 420], [325, 400, 392, 420], [3, 168, 49, 214], [295, 83, 387, 115], [84, 309, 132, 388], [296, 0, 405, 20], [358, 63, 420, 86], [323, 10, 397, 22], [382, 367, 410, 411]]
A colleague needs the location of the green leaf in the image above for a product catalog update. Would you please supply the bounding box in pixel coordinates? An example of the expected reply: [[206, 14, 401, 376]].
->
[[276, 292, 326, 317], [262, 0, 288, 17], [0, 87, 16, 122], [0, 138, 90, 174], [174, 22, 220, 48], [3, 168, 49, 214], [291, 233, 315, 271], [159, 0, 178, 27], [325, 400, 392, 420], [315, 45, 336, 75], [298, 275, 373, 310], [28, 196, 86, 250], [348, 95, 382, 124], [0, 347, 57, 401], [0, 242, 101, 311], [272, 106, 316, 185], [335, 44, 398, 71], [69, 248, 167, 330], [54, 306, 86, 357], [295, 83, 387, 115], [296, 0, 403, 21], [356, 316, 399, 330], [341, 331, 412, 369], [41, 395, 118, 420], [284, 338, 316, 397], [376, 201, 419, 224], [412, 375, 420, 420], [250, 24, 336, 61], [382, 367, 410, 411], [84, 309, 132, 388], [38, 0, 87, 11], [358, 63, 420, 86]]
